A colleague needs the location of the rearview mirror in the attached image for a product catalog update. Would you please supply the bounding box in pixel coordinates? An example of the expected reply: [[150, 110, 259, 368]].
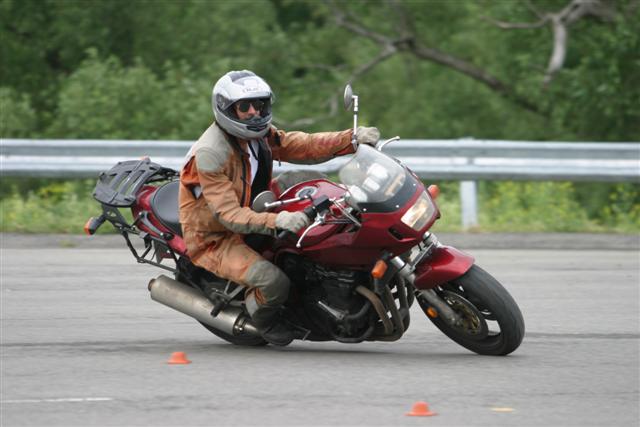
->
[[251, 191, 276, 213], [343, 84, 354, 110]]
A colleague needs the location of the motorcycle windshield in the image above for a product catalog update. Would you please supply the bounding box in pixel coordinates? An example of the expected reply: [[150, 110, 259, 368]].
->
[[339, 144, 407, 205]]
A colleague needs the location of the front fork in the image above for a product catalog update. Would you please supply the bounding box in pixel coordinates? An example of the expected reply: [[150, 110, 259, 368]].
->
[[389, 255, 463, 327], [389, 233, 467, 327]]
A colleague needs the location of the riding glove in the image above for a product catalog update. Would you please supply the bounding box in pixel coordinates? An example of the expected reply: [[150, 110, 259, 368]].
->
[[356, 126, 380, 147], [275, 211, 311, 233]]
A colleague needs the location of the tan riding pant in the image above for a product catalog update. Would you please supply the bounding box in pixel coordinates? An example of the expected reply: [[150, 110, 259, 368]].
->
[[183, 230, 290, 307]]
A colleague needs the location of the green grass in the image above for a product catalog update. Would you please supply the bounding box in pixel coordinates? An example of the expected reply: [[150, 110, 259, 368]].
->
[[0, 179, 118, 234]]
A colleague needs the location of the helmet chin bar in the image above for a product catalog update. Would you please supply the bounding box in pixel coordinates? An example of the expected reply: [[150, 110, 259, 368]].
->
[[247, 124, 268, 133], [215, 108, 272, 139]]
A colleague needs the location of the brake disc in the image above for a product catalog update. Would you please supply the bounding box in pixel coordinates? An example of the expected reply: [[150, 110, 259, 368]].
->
[[440, 290, 489, 341]]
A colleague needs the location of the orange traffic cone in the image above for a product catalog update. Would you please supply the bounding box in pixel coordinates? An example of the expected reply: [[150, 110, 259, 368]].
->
[[167, 351, 191, 364], [406, 401, 437, 417]]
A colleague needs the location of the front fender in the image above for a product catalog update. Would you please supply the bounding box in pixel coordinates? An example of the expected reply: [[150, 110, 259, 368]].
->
[[413, 246, 474, 290]]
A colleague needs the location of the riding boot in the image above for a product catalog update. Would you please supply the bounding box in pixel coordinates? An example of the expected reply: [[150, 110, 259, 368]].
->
[[246, 294, 294, 346]]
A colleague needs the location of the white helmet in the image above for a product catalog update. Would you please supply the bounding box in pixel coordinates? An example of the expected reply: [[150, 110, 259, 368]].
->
[[212, 70, 274, 139]]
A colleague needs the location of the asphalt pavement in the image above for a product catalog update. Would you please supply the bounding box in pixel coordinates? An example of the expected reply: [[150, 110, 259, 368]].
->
[[1, 233, 639, 426]]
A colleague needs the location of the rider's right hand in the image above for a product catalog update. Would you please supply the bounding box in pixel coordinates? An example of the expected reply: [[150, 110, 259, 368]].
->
[[356, 126, 380, 147], [275, 211, 310, 233]]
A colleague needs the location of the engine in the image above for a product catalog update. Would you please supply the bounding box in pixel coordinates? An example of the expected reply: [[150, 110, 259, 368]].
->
[[280, 255, 374, 341]]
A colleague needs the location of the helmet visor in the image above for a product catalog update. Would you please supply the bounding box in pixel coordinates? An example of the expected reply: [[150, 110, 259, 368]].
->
[[236, 98, 271, 115], [229, 98, 272, 120]]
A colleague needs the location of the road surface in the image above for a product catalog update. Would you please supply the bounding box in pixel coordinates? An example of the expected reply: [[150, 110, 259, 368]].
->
[[1, 233, 638, 426]]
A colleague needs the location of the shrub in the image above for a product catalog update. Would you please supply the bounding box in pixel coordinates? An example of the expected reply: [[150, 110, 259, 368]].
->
[[480, 181, 596, 232], [600, 183, 640, 233], [1, 180, 102, 233]]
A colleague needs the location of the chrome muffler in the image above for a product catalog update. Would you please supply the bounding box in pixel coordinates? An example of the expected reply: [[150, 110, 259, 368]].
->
[[148, 275, 259, 336]]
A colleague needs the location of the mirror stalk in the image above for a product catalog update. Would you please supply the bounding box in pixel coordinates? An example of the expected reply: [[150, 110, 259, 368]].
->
[[351, 95, 359, 151]]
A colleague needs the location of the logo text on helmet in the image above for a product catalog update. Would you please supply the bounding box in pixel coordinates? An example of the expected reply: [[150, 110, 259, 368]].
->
[[242, 78, 259, 92]]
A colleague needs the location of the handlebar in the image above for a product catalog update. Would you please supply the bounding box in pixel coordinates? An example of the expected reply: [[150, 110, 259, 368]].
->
[[275, 204, 319, 240]]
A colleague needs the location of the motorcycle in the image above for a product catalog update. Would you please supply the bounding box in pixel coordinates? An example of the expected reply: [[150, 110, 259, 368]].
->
[[85, 85, 524, 355]]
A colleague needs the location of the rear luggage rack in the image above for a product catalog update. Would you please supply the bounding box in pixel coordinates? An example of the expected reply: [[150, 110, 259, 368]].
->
[[93, 158, 178, 207], [89, 158, 181, 274]]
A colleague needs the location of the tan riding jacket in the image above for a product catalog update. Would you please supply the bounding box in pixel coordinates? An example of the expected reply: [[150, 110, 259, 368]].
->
[[179, 123, 354, 250]]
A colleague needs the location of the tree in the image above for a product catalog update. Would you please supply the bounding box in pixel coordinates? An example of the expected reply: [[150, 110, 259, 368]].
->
[[315, 0, 639, 139]]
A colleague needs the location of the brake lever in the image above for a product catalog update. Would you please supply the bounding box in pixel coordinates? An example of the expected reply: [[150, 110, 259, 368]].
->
[[296, 214, 325, 249], [376, 136, 400, 151]]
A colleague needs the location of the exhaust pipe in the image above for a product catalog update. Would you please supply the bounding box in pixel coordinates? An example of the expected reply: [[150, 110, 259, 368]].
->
[[148, 275, 259, 336]]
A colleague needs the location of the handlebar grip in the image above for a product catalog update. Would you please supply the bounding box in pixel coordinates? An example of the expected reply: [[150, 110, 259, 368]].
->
[[276, 229, 298, 241], [303, 206, 317, 220]]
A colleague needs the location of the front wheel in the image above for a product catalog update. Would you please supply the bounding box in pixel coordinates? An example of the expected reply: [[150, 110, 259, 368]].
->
[[418, 265, 524, 356]]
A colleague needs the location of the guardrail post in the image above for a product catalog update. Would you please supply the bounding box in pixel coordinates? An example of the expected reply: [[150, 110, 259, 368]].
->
[[460, 180, 478, 229]]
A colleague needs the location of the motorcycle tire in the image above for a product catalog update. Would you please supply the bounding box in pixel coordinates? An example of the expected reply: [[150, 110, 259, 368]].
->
[[419, 264, 524, 356]]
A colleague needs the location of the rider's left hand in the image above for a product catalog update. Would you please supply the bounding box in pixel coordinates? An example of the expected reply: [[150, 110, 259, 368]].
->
[[356, 126, 380, 147]]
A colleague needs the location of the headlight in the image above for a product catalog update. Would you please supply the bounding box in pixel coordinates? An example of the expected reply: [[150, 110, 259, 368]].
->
[[401, 192, 436, 231]]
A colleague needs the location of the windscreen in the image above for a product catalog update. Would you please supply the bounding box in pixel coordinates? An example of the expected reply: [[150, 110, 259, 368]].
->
[[339, 144, 406, 205]]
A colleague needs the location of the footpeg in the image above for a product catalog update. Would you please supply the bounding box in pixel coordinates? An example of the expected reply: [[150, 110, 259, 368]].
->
[[287, 322, 311, 341], [210, 296, 226, 317]]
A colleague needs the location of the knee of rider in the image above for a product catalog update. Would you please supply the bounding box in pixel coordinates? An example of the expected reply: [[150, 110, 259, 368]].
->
[[245, 261, 290, 306]]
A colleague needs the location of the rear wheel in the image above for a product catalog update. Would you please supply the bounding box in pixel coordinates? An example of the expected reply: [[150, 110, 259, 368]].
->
[[418, 265, 524, 356]]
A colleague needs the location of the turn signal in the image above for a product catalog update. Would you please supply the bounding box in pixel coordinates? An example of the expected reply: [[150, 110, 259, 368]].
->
[[427, 185, 440, 199], [84, 218, 96, 235], [371, 260, 388, 279], [426, 307, 438, 318], [84, 215, 106, 235]]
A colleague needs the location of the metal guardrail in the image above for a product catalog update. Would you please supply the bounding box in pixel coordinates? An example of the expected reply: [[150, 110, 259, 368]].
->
[[2, 138, 638, 180], [2, 138, 639, 228]]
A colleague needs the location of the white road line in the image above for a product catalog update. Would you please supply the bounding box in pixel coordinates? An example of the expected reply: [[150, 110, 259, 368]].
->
[[1, 397, 113, 404]]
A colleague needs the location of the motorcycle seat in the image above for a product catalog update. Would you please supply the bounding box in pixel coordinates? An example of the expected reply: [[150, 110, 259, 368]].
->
[[150, 180, 182, 237]]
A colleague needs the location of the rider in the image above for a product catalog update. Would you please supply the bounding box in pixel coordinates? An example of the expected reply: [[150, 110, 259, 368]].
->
[[178, 70, 379, 346]]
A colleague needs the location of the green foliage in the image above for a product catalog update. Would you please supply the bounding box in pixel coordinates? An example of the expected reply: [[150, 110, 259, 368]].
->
[[599, 183, 640, 232], [2, 0, 638, 140], [547, 16, 640, 140], [481, 181, 595, 232], [480, 181, 639, 233], [0, 87, 37, 137], [48, 50, 160, 139], [1, 179, 98, 233], [47, 50, 213, 139]]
